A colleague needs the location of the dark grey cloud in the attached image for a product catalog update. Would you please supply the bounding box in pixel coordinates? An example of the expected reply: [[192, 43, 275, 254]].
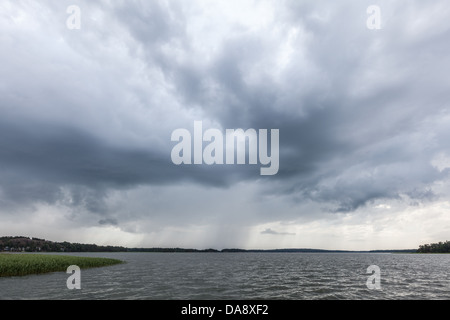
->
[[98, 218, 118, 226], [1, 0, 450, 248], [130, 0, 450, 213], [261, 228, 295, 236], [0, 115, 265, 214]]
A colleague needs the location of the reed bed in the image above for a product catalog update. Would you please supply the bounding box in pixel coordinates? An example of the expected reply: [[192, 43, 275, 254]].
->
[[0, 253, 123, 277]]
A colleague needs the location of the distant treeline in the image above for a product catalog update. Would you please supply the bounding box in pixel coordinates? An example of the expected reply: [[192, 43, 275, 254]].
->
[[0, 236, 126, 252], [0, 236, 428, 253], [417, 240, 450, 253], [127, 248, 218, 253], [0, 236, 218, 253], [221, 248, 416, 253]]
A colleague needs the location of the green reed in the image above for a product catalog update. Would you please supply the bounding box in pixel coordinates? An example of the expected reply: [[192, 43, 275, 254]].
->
[[0, 253, 123, 277]]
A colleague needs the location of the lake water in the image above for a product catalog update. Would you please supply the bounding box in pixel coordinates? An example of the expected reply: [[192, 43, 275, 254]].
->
[[0, 252, 448, 300]]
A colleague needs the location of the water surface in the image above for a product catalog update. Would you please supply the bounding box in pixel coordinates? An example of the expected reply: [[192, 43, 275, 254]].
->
[[0, 252, 448, 300]]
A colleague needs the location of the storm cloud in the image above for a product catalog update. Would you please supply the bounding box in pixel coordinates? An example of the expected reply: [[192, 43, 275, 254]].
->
[[1, 0, 450, 249]]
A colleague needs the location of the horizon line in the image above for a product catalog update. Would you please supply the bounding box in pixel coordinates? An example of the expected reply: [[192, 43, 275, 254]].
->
[[0, 235, 417, 253]]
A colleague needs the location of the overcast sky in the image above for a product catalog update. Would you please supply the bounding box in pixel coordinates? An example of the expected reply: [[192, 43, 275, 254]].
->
[[1, 0, 449, 250]]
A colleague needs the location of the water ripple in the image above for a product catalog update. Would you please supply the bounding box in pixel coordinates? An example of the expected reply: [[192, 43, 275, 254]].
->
[[0, 252, 448, 300]]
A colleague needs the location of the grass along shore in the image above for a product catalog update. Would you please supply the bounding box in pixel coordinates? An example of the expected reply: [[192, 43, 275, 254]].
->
[[0, 253, 123, 277]]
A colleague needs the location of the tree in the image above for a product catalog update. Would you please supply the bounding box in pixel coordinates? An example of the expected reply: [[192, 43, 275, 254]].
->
[[417, 240, 450, 253]]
